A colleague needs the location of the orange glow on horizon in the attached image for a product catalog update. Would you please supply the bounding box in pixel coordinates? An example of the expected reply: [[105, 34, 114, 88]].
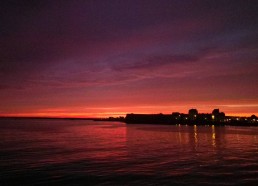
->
[[1, 101, 258, 118], [1, 109, 257, 118]]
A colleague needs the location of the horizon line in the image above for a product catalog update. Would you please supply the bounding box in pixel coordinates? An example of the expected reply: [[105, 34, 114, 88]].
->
[[0, 112, 257, 120]]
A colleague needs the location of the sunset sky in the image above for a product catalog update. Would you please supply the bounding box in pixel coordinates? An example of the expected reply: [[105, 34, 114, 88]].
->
[[0, 0, 258, 118]]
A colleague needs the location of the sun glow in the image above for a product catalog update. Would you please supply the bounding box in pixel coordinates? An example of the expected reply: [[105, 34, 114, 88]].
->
[[1, 103, 257, 118]]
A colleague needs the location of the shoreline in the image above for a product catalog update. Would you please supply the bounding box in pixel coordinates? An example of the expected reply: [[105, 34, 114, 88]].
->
[[1, 116, 258, 127]]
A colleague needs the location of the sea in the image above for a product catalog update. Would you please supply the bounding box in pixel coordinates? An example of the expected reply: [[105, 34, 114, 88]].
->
[[0, 119, 258, 186]]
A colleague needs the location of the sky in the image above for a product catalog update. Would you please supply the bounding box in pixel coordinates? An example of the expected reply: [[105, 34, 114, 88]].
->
[[0, 0, 258, 118]]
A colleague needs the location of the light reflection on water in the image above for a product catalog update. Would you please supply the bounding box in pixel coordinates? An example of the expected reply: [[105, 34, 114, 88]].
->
[[0, 119, 258, 185]]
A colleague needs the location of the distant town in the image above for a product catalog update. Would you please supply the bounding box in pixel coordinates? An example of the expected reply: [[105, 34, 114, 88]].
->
[[99, 109, 258, 126]]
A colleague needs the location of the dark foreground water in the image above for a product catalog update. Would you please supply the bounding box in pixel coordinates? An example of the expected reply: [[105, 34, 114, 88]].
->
[[0, 119, 258, 185]]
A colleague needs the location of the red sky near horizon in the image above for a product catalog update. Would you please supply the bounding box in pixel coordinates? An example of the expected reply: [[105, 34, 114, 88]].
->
[[0, 0, 258, 118]]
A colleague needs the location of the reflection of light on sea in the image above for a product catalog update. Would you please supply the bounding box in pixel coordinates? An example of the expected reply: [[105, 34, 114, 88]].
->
[[194, 125, 198, 149], [212, 125, 216, 148], [178, 124, 181, 144]]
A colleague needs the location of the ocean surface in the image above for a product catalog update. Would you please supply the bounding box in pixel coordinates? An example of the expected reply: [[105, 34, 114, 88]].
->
[[0, 119, 258, 185]]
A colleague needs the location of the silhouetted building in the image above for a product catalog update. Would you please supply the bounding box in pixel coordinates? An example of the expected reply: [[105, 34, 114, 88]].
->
[[212, 109, 219, 117], [251, 115, 258, 122], [172, 112, 182, 119], [212, 109, 219, 121], [212, 109, 225, 122], [189, 109, 198, 120]]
